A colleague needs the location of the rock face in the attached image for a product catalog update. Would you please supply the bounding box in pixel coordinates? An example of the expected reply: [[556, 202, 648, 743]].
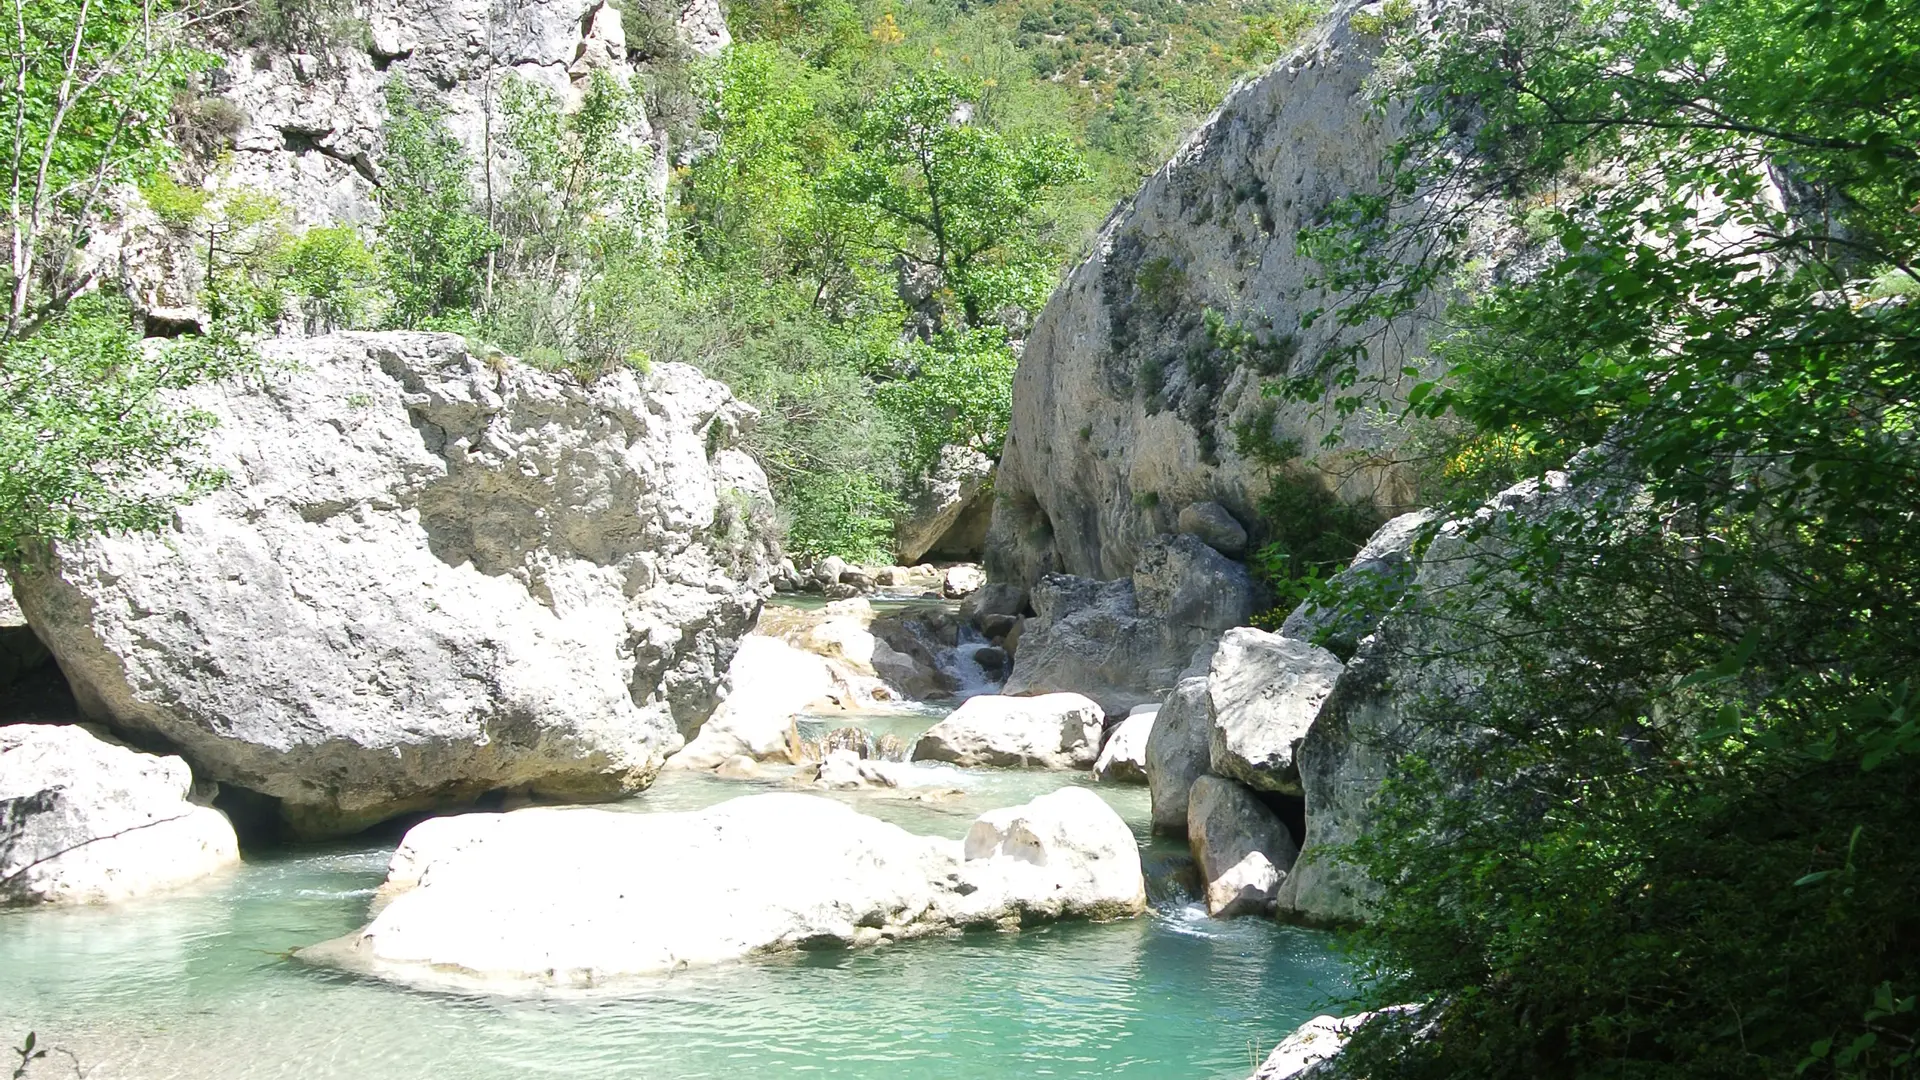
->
[[1002, 534, 1255, 715], [1187, 775, 1298, 917], [1091, 705, 1156, 783], [911, 693, 1104, 769], [9, 333, 777, 838], [896, 446, 996, 563], [0, 725, 239, 905], [1145, 676, 1212, 836], [986, 3, 1455, 591], [1208, 628, 1345, 794], [1281, 510, 1435, 653], [298, 788, 1145, 992], [1277, 474, 1582, 924]]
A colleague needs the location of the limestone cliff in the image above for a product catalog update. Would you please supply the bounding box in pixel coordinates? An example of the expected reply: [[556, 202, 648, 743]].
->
[[988, 3, 1444, 588]]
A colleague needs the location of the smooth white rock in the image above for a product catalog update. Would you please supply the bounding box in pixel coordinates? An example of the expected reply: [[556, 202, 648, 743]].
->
[[911, 693, 1104, 769], [8, 333, 776, 837], [1091, 705, 1157, 783], [298, 788, 1145, 992], [0, 725, 238, 905], [1145, 676, 1212, 836]]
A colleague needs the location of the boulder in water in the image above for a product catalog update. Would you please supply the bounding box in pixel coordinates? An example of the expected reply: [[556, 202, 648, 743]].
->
[[1091, 704, 1157, 784], [7, 333, 777, 839], [298, 788, 1145, 992], [1188, 775, 1298, 918], [0, 724, 238, 905], [911, 692, 1104, 768], [1145, 676, 1211, 837]]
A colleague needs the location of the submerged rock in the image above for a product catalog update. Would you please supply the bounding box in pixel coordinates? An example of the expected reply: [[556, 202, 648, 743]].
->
[[911, 692, 1104, 769], [1144, 676, 1213, 837], [1091, 704, 1157, 784], [1208, 628, 1345, 795], [1188, 775, 1297, 918], [8, 333, 777, 838], [298, 788, 1145, 992], [0, 724, 238, 905]]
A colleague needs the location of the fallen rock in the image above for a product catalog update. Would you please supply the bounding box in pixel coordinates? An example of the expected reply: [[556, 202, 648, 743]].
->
[[1208, 628, 1345, 794], [807, 749, 962, 794], [298, 788, 1145, 992], [1177, 501, 1250, 558], [1277, 474, 1596, 925], [1091, 705, 1157, 784], [0, 724, 239, 905], [1145, 676, 1211, 836], [911, 692, 1104, 769], [1188, 775, 1298, 917], [1002, 534, 1252, 715], [7, 333, 777, 838], [942, 565, 987, 598]]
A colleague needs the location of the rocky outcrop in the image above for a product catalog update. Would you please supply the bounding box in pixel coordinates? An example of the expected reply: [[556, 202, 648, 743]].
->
[[0, 724, 239, 905], [297, 787, 1146, 992], [1091, 704, 1156, 783], [9, 333, 776, 838], [1249, 1006, 1429, 1079], [911, 693, 1104, 769], [1187, 775, 1297, 917], [1145, 675, 1211, 836], [987, 4, 1451, 591], [1208, 628, 1345, 794], [1277, 474, 1584, 924], [896, 446, 996, 563], [1002, 534, 1254, 714]]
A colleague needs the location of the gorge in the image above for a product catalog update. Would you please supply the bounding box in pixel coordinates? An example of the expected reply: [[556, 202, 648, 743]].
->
[[4, 0, 1914, 1076]]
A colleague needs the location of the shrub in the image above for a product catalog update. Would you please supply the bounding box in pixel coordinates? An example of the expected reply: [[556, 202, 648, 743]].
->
[[274, 226, 379, 332]]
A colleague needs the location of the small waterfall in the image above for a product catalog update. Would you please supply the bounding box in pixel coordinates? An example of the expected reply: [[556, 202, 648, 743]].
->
[[934, 626, 1007, 700]]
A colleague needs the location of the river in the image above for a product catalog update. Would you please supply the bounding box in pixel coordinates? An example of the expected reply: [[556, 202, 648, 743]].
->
[[0, 706, 1349, 1078]]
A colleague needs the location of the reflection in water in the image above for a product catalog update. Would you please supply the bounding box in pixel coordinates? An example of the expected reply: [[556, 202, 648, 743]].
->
[[0, 742, 1351, 1079]]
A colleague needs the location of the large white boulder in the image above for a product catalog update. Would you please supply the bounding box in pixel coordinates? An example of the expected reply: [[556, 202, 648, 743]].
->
[[1249, 1006, 1428, 1079], [0, 724, 238, 905], [1208, 628, 1345, 794], [1281, 510, 1437, 653], [8, 333, 777, 837], [297, 788, 1145, 992], [911, 692, 1104, 768], [1144, 676, 1212, 836], [1091, 704, 1157, 783], [668, 635, 837, 769], [1188, 775, 1298, 917], [896, 446, 995, 563]]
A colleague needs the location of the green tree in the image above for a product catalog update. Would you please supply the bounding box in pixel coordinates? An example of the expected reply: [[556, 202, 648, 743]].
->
[[5, 0, 207, 336], [875, 325, 1017, 476], [1292, 0, 1920, 1077], [375, 79, 496, 328], [829, 71, 1090, 328]]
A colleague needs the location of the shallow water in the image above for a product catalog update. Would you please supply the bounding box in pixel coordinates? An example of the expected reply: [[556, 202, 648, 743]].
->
[[0, 717, 1351, 1079]]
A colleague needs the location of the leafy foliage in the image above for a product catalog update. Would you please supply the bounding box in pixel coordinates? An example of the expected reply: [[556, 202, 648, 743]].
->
[[875, 326, 1018, 476], [1290, 0, 1920, 1076], [0, 296, 254, 565], [374, 81, 498, 329]]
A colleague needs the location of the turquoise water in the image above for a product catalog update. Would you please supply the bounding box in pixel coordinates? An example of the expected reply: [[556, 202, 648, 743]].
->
[[0, 723, 1350, 1079]]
